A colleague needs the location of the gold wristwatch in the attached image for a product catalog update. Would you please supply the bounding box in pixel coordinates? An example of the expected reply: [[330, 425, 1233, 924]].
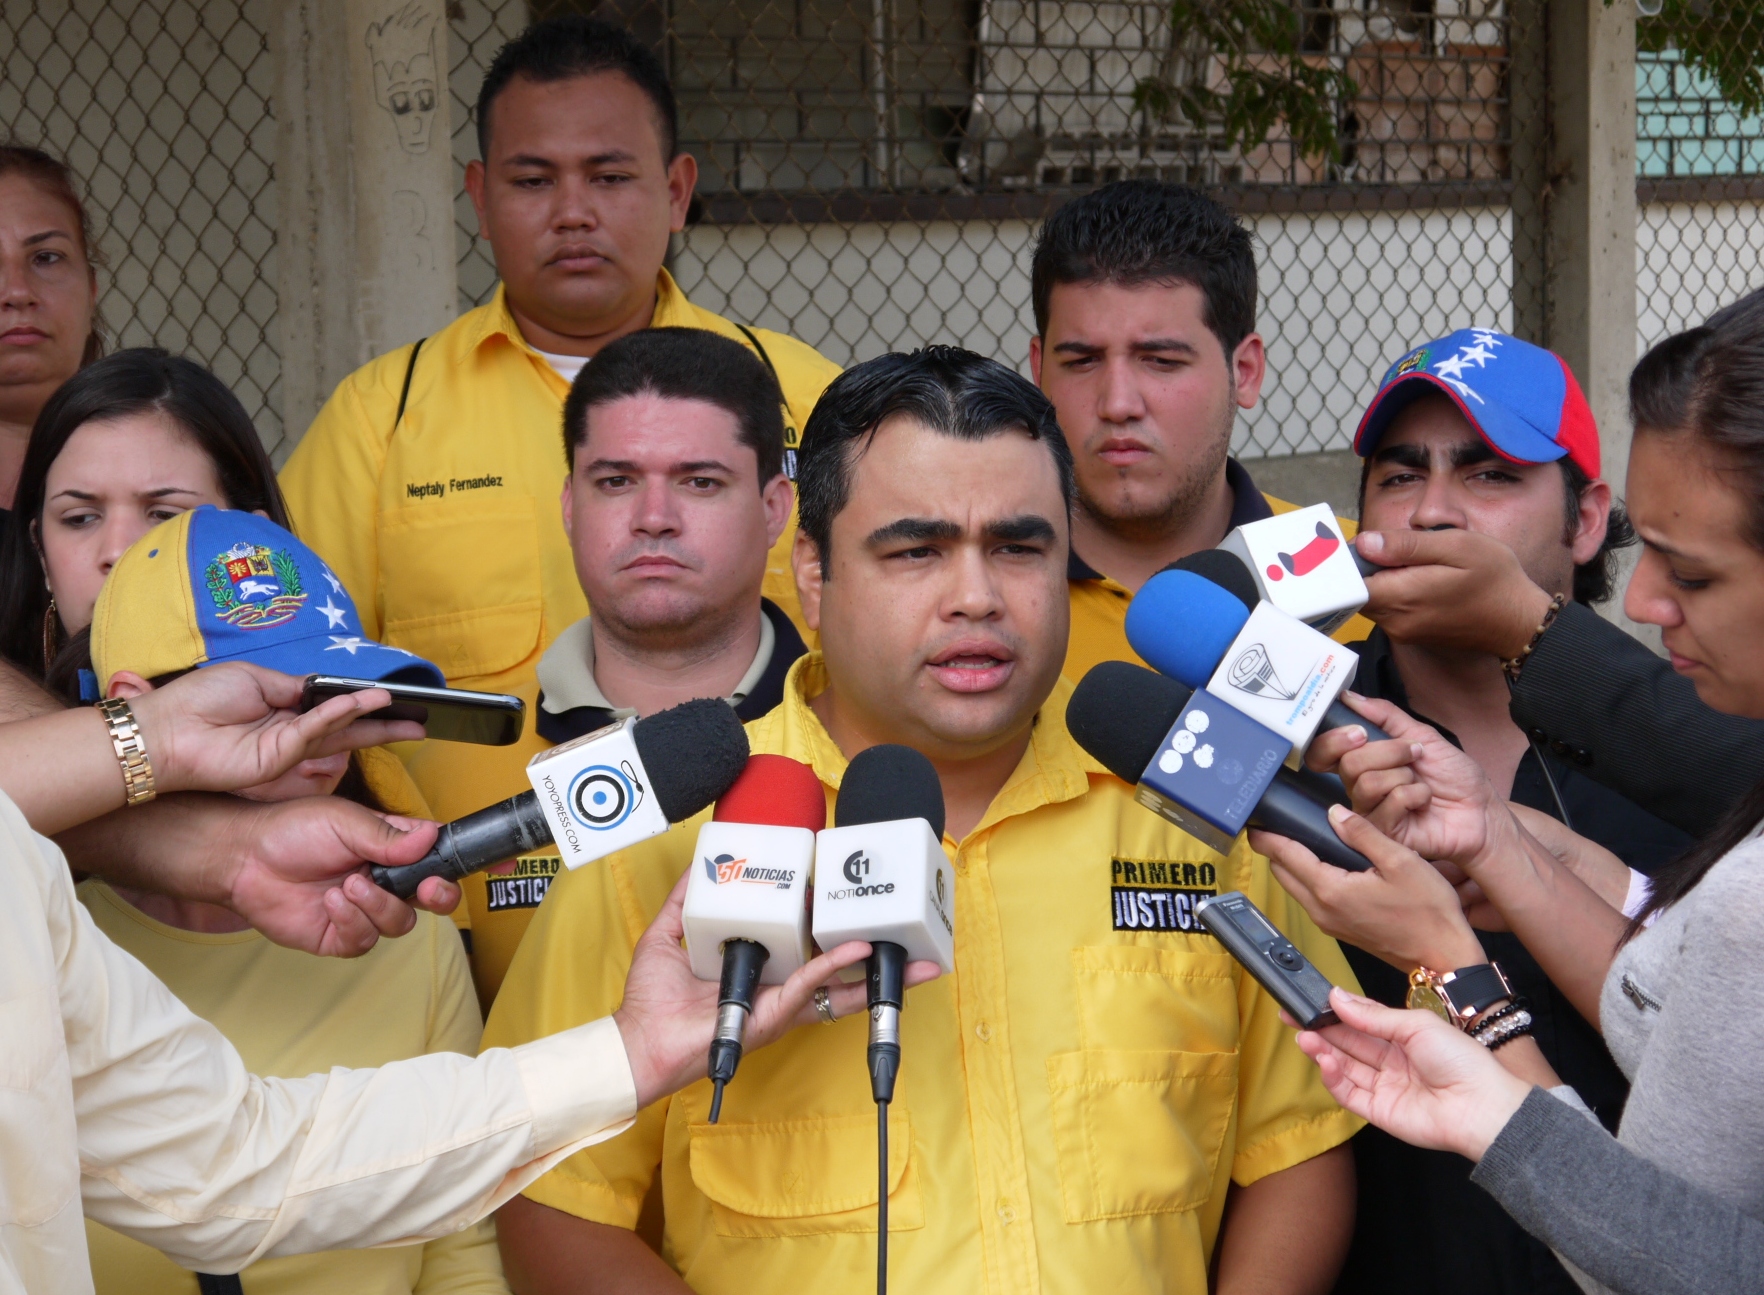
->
[[1407, 962, 1513, 1030], [96, 697, 157, 806]]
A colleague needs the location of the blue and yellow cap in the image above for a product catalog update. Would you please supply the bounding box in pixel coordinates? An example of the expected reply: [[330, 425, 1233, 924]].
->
[[92, 506, 445, 693]]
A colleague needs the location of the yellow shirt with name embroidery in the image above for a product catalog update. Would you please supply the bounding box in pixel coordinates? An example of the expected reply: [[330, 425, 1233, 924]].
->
[[480, 655, 1362, 1295], [280, 273, 840, 1003], [76, 881, 506, 1295], [1065, 495, 1374, 687]]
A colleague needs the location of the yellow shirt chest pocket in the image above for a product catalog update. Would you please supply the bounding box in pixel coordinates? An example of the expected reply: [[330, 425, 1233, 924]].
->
[[378, 495, 544, 680], [1047, 945, 1242, 1222], [687, 1109, 925, 1238]]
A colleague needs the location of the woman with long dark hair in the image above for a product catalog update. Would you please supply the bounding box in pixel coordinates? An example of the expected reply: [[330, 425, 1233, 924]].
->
[[0, 346, 287, 696], [1257, 289, 1764, 1294], [0, 143, 106, 516]]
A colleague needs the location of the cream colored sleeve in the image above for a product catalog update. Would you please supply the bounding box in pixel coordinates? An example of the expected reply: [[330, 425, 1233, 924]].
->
[[47, 814, 636, 1272]]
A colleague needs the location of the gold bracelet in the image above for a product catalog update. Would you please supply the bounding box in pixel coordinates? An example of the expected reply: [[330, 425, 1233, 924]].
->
[[1502, 592, 1567, 681], [95, 697, 157, 806]]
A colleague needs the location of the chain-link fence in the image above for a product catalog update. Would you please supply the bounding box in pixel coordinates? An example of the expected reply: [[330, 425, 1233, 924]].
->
[[4, 2, 1762, 461], [1636, 46, 1764, 357], [0, 0, 282, 447]]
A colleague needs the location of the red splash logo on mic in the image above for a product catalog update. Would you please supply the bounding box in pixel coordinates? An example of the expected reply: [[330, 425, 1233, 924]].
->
[[1266, 521, 1342, 582]]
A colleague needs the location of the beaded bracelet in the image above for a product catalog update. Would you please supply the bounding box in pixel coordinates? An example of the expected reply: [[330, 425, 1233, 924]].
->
[[1473, 1009, 1535, 1051], [1503, 593, 1567, 681]]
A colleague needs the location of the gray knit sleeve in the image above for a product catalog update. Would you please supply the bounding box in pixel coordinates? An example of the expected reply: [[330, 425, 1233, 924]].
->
[[1470, 1087, 1764, 1295]]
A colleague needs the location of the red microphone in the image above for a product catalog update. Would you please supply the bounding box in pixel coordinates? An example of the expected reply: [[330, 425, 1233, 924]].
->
[[683, 754, 826, 1120]]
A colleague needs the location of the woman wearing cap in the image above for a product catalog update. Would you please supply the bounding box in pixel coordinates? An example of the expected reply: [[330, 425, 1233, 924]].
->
[[1258, 294, 1764, 1292], [77, 504, 511, 1295], [0, 144, 104, 524], [0, 347, 431, 813]]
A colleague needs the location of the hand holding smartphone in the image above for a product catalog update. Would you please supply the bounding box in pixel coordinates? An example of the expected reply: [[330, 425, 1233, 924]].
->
[[300, 675, 525, 746]]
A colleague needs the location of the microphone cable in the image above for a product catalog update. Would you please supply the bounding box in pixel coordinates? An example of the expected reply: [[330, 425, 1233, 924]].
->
[[867, 940, 906, 1295]]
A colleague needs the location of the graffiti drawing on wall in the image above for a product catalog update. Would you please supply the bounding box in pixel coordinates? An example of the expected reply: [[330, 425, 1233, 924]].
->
[[365, 2, 439, 154]]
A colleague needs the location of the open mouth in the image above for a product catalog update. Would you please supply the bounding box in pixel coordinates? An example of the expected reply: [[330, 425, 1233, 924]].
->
[[926, 642, 1017, 693]]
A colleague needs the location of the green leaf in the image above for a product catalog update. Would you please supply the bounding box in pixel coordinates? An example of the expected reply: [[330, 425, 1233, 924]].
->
[[1627, 0, 1764, 119], [1134, 0, 1358, 160]]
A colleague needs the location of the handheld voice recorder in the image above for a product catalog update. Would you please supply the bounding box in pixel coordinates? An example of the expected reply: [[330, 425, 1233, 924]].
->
[[1195, 891, 1339, 1029]]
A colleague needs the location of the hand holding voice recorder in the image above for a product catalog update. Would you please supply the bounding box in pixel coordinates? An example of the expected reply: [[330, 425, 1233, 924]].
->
[[1195, 891, 1340, 1030]]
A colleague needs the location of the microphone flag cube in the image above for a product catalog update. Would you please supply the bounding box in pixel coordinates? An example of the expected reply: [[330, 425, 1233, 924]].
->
[[524, 718, 671, 870], [812, 819, 956, 974], [1205, 601, 1359, 750], [1218, 503, 1369, 632], [1137, 693, 1293, 855], [683, 821, 817, 984]]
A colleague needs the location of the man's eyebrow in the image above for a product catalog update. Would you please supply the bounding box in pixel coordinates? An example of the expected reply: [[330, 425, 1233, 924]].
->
[[583, 149, 639, 166], [986, 514, 1058, 543], [499, 153, 559, 170], [583, 458, 641, 474], [1371, 442, 1431, 470], [1050, 337, 1198, 357], [672, 459, 735, 476], [1449, 440, 1502, 470], [866, 517, 963, 547]]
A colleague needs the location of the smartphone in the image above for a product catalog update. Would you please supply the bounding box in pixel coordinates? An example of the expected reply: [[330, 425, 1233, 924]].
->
[[1195, 891, 1340, 1029], [301, 675, 525, 746]]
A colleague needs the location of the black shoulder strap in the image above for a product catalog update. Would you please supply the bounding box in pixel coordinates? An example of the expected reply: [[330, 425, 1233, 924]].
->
[[733, 323, 780, 384], [196, 1275, 244, 1295], [733, 324, 801, 477], [394, 336, 426, 430]]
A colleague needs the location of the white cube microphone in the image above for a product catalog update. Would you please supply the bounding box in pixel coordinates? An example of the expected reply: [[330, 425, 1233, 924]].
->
[[1217, 503, 1369, 633]]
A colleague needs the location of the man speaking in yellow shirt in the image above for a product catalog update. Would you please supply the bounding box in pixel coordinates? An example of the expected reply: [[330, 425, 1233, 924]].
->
[[280, 16, 839, 994], [483, 348, 1361, 1294]]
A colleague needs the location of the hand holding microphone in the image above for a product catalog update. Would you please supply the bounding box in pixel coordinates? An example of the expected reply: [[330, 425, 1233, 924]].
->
[[372, 699, 749, 897], [682, 755, 826, 1121]]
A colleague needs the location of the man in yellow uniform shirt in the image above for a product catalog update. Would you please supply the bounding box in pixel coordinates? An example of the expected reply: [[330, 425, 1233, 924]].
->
[[484, 349, 1361, 1294], [1026, 182, 1369, 684], [280, 16, 838, 997]]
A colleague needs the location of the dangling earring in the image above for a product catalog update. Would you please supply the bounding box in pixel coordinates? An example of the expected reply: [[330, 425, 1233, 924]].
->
[[43, 597, 60, 673]]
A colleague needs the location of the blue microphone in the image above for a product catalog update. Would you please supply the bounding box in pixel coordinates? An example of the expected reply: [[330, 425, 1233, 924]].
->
[[1125, 566, 1390, 751]]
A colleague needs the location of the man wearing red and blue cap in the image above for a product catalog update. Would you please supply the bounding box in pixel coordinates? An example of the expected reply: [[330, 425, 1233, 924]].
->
[[1317, 329, 1691, 1295]]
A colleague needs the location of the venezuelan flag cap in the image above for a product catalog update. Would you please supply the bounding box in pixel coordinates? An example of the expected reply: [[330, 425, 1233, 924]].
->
[[92, 505, 445, 693], [1352, 328, 1600, 476]]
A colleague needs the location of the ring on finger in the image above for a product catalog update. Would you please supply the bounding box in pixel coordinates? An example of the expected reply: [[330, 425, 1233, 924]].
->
[[814, 986, 838, 1024]]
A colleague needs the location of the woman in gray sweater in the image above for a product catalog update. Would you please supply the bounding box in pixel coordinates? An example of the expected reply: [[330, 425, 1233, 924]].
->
[[1253, 292, 1764, 1295]]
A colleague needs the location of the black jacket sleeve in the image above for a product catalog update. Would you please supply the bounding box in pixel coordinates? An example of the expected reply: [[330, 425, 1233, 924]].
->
[[1471, 1087, 1764, 1295], [1507, 602, 1764, 837]]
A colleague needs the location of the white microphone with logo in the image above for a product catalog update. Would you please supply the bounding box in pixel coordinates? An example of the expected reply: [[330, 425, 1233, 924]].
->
[[812, 744, 954, 1295], [372, 699, 750, 897], [1217, 503, 1371, 633], [682, 755, 825, 1122]]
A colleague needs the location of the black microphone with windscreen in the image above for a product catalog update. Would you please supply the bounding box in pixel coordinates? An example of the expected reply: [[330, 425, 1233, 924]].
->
[[1068, 662, 1374, 871], [372, 698, 750, 897]]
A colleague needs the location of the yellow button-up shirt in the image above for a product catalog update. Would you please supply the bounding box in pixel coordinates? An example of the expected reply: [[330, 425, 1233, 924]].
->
[[280, 273, 840, 1000], [1065, 467, 1373, 687], [481, 655, 1362, 1295]]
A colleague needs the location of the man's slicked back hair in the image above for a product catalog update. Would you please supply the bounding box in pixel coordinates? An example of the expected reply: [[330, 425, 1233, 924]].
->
[[563, 328, 785, 485], [796, 346, 1074, 560], [477, 16, 678, 161], [1030, 181, 1257, 355]]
